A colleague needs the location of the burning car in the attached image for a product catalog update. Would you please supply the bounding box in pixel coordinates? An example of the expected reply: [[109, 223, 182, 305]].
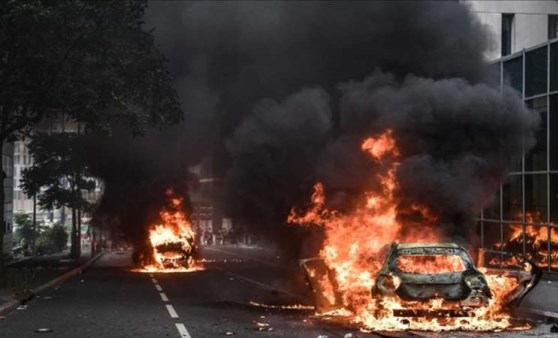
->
[[300, 242, 542, 319], [291, 131, 543, 330], [373, 243, 491, 316], [135, 190, 203, 273], [154, 235, 197, 269]]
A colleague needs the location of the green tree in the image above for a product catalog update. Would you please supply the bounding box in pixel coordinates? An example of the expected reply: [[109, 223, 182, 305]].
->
[[0, 0, 183, 257], [21, 133, 95, 258], [14, 213, 34, 251], [42, 224, 68, 253], [14, 213, 48, 254]]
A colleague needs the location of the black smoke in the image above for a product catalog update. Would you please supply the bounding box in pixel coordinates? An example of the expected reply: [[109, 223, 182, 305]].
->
[[336, 72, 537, 238], [91, 1, 538, 248]]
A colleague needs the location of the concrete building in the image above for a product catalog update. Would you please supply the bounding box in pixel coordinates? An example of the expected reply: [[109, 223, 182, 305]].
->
[[12, 117, 103, 232], [13, 139, 37, 215], [2, 142, 14, 256], [464, 1, 558, 60], [466, 1, 558, 272]]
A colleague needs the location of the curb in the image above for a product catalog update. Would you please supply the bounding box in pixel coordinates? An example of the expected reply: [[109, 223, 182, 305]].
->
[[526, 308, 558, 321], [0, 252, 104, 316], [4, 256, 33, 267]]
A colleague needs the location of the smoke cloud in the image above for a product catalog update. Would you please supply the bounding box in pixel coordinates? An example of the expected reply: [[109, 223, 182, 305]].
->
[[92, 1, 538, 247], [336, 73, 537, 237]]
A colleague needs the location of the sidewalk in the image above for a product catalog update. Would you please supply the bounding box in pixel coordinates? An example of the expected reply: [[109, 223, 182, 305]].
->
[[520, 278, 558, 317], [0, 251, 95, 309]]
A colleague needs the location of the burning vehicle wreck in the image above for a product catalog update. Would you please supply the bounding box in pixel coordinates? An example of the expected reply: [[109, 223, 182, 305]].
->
[[134, 189, 203, 273], [153, 234, 197, 269], [289, 130, 544, 331], [373, 243, 541, 317], [373, 243, 492, 317], [300, 242, 541, 325]]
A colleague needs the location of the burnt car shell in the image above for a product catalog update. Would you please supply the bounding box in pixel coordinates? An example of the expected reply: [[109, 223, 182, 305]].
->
[[156, 238, 196, 269], [299, 243, 541, 316], [373, 243, 491, 309]]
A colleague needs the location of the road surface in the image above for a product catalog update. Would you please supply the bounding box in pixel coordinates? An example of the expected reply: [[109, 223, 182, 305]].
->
[[0, 246, 555, 338]]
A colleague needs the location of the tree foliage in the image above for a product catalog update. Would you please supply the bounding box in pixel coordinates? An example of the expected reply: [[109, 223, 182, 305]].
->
[[0, 0, 183, 257], [21, 133, 95, 211], [14, 213, 34, 248], [0, 0, 182, 141], [40, 224, 68, 253]]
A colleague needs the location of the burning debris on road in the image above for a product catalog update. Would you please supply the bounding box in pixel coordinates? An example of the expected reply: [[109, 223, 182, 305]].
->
[[491, 214, 558, 270], [248, 301, 315, 311], [135, 189, 203, 273]]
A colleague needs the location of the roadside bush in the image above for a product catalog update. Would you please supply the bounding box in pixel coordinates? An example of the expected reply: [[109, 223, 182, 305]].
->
[[14, 214, 34, 250], [43, 225, 69, 253]]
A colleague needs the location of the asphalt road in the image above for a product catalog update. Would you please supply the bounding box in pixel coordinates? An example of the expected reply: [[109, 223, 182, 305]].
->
[[0, 246, 555, 338]]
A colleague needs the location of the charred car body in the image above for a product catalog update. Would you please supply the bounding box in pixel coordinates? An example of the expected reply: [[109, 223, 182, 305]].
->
[[300, 242, 541, 317], [155, 237, 196, 269], [134, 233, 197, 269], [373, 243, 490, 316]]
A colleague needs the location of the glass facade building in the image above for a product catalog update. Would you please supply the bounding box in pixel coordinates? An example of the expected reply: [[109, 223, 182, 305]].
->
[[480, 38, 558, 272]]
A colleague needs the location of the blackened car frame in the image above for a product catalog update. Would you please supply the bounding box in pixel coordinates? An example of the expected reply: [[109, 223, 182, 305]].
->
[[300, 242, 541, 317]]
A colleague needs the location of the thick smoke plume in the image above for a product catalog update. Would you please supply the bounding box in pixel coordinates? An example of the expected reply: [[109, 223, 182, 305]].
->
[[92, 1, 538, 247], [337, 72, 537, 238]]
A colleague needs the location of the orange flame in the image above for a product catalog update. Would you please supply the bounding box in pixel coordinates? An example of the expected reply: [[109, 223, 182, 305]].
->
[[396, 255, 466, 274], [137, 189, 203, 273], [289, 130, 522, 331], [495, 217, 558, 269]]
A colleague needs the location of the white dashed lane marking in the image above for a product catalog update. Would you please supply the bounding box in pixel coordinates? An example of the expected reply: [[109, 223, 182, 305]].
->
[[166, 304, 179, 318], [175, 323, 192, 338], [149, 274, 192, 337]]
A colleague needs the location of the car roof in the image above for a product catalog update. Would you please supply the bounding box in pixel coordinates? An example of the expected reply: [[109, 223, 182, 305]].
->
[[394, 242, 464, 250]]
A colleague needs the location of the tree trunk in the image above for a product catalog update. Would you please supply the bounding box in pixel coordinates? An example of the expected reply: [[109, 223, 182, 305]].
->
[[0, 168, 5, 260], [91, 223, 96, 257], [71, 207, 77, 258], [32, 193, 36, 255], [77, 206, 81, 258], [100, 220, 103, 251]]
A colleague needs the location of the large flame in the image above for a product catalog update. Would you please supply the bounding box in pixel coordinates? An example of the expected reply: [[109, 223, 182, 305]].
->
[[289, 130, 523, 331], [494, 213, 558, 270], [138, 189, 203, 273]]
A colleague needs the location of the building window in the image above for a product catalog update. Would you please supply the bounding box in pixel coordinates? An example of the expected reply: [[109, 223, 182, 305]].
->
[[550, 95, 558, 171], [483, 189, 501, 220], [550, 174, 558, 222], [549, 15, 558, 40], [551, 42, 558, 92], [525, 97, 547, 172], [503, 174, 522, 221], [525, 46, 548, 97], [503, 56, 522, 94], [525, 174, 547, 223], [502, 14, 514, 56], [490, 62, 501, 87]]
